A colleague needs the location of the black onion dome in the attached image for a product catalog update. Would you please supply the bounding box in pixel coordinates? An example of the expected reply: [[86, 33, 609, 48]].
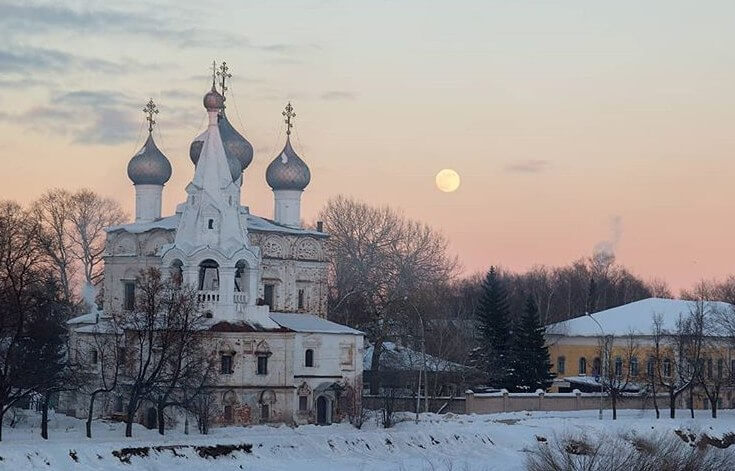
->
[[219, 112, 253, 170], [266, 137, 311, 191], [189, 114, 253, 182], [127, 134, 172, 185]]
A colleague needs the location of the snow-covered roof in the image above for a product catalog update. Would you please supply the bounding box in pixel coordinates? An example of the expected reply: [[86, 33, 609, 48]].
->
[[363, 342, 465, 372], [67, 312, 99, 325], [106, 212, 327, 237], [269, 313, 362, 335], [106, 214, 180, 234], [547, 298, 733, 337]]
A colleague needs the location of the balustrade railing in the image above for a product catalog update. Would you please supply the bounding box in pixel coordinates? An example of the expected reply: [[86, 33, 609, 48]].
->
[[197, 291, 220, 303]]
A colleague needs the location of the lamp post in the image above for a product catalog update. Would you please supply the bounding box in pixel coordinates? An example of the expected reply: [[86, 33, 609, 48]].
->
[[586, 311, 606, 420], [404, 297, 427, 424]]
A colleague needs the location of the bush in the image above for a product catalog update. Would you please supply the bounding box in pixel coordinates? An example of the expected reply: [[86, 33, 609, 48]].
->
[[526, 430, 735, 471]]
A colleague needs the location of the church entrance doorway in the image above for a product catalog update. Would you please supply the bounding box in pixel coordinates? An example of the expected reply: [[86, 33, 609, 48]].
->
[[316, 396, 330, 425], [145, 407, 157, 429]]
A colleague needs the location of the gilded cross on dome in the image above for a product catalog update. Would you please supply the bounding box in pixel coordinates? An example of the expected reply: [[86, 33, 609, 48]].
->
[[143, 99, 158, 133], [211, 60, 217, 88], [217, 61, 232, 102], [283, 102, 295, 135]]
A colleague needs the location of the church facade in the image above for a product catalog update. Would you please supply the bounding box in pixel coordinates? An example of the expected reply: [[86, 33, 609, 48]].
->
[[63, 67, 363, 428]]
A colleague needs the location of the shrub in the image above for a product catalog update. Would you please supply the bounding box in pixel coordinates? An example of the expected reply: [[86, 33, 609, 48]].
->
[[526, 430, 735, 471]]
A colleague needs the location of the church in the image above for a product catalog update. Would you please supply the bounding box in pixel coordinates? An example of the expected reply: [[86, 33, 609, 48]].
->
[[63, 63, 363, 428]]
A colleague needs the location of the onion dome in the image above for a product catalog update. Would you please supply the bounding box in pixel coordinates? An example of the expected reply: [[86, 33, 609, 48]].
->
[[266, 136, 311, 191], [203, 87, 224, 112], [189, 113, 253, 177], [127, 134, 172, 186], [219, 112, 253, 170]]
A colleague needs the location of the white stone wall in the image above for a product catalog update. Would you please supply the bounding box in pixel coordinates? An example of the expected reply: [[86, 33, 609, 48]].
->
[[250, 232, 328, 317]]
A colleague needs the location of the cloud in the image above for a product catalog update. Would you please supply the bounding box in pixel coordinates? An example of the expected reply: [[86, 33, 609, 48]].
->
[[74, 108, 139, 145], [320, 91, 357, 101], [0, 3, 254, 50], [504, 159, 552, 173], [0, 89, 141, 145], [53, 90, 132, 107], [0, 47, 71, 72]]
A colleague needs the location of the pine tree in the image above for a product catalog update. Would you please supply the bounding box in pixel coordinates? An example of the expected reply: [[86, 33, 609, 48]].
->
[[513, 296, 555, 392], [474, 267, 515, 390]]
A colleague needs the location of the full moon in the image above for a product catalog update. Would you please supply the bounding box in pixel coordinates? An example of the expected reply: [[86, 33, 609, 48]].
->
[[435, 168, 461, 192]]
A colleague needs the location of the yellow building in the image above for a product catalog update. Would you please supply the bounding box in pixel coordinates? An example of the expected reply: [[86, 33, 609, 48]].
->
[[545, 298, 735, 411]]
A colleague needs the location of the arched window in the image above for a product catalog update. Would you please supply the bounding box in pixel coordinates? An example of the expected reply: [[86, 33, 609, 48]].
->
[[235, 260, 247, 292], [663, 358, 672, 377], [579, 357, 587, 375], [614, 357, 623, 377], [557, 356, 566, 374], [170, 259, 183, 287], [647, 356, 655, 377], [198, 259, 219, 291], [630, 357, 639, 377], [592, 357, 601, 376], [305, 349, 314, 367]]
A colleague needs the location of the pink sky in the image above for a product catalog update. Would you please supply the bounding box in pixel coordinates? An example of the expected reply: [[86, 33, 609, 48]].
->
[[2, 1, 735, 292]]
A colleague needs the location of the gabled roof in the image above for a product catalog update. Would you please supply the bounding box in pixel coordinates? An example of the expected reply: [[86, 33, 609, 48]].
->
[[269, 313, 362, 335], [547, 297, 733, 337], [363, 341, 465, 372]]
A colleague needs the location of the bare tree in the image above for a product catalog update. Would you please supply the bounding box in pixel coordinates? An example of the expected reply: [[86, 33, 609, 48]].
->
[[67, 189, 125, 288], [189, 389, 218, 435], [597, 333, 639, 420], [0, 201, 69, 441], [659, 314, 696, 419], [75, 317, 122, 438], [117, 268, 211, 437], [647, 313, 665, 419], [33, 189, 76, 305], [151, 301, 214, 436], [321, 196, 458, 394]]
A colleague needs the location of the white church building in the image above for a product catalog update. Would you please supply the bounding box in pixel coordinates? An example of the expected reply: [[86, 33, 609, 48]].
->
[[63, 66, 363, 428]]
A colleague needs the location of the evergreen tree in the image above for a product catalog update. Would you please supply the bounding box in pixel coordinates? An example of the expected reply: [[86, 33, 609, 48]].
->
[[513, 296, 554, 391], [474, 267, 515, 390]]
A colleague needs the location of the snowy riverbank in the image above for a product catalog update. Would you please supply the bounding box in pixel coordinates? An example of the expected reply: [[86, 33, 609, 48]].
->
[[1, 409, 734, 470]]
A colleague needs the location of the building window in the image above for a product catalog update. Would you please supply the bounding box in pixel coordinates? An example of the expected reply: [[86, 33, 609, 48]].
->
[[257, 355, 268, 375], [264, 284, 275, 310], [718, 359, 724, 379], [340, 345, 354, 366], [299, 396, 308, 411], [298, 289, 305, 310], [123, 281, 135, 311], [579, 357, 587, 375], [261, 403, 269, 422], [663, 358, 672, 377], [224, 405, 233, 422], [707, 358, 714, 380], [592, 357, 601, 376], [198, 259, 220, 291], [208, 219, 214, 229], [630, 357, 639, 377], [305, 349, 314, 367], [557, 356, 565, 374], [614, 357, 622, 377], [220, 354, 234, 375], [647, 357, 655, 377], [90, 350, 98, 365]]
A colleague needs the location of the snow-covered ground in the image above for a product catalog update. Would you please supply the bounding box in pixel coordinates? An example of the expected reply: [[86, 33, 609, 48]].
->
[[1, 408, 734, 470]]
